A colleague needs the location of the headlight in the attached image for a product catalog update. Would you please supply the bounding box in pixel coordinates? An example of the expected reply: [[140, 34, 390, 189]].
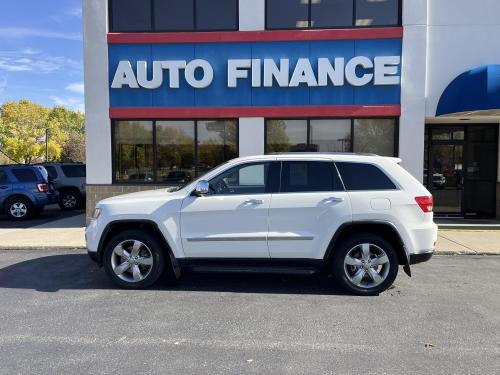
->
[[93, 208, 102, 220]]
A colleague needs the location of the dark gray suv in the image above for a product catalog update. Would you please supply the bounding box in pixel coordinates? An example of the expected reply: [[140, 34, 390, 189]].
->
[[42, 163, 86, 210]]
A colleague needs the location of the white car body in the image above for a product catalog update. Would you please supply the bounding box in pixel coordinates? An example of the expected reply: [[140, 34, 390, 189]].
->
[[87, 154, 437, 269]]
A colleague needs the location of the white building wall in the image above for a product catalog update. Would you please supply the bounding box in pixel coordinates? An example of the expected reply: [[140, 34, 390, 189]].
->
[[239, 118, 265, 157], [84, 0, 112, 184], [239, 0, 265, 31], [398, 0, 428, 182]]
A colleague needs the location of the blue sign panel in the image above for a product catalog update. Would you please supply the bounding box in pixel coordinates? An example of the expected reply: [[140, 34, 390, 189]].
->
[[108, 39, 402, 108]]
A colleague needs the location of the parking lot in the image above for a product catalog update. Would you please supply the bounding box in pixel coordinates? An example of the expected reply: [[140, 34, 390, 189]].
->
[[0, 250, 498, 374], [0, 204, 84, 229]]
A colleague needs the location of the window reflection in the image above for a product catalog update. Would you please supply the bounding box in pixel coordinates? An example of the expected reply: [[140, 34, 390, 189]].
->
[[266, 120, 308, 152], [198, 120, 238, 175], [353, 119, 396, 156], [310, 119, 351, 152]]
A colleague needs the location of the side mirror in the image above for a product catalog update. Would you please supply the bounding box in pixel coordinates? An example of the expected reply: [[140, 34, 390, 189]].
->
[[195, 180, 210, 196]]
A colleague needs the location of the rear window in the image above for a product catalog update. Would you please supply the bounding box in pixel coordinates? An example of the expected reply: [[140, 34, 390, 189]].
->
[[336, 162, 397, 191], [281, 161, 343, 193], [61, 165, 86, 178], [0, 170, 10, 184], [44, 166, 58, 179], [11, 168, 38, 182]]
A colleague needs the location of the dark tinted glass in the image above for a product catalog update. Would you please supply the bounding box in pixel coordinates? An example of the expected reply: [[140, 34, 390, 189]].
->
[[311, 0, 353, 28], [111, 0, 152, 32], [0, 170, 10, 184], [61, 165, 86, 178], [11, 169, 37, 182], [355, 0, 399, 26], [154, 0, 194, 31], [156, 121, 195, 183], [114, 121, 154, 182], [267, 0, 309, 29], [353, 119, 396, 156], [209, 162, 271, 195], [336, 162, 396, 191], [281, 161, 342, 192], [44, 166, 58, 179], [196, 0, 238, 30], [197, 120, 238, 176], [266, 120, 308, 152]]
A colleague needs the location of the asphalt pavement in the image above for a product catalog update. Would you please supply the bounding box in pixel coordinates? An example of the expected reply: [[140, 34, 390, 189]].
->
[[0, 250, 498, 374], [0, 204, 84, 229]]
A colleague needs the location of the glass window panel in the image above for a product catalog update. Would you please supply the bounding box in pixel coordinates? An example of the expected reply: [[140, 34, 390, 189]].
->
[[355, 0, 399, 27], [266, 120, 308, 152], [432, 128, 452, 141], [156, 121, 195, 184], [310, 119, 351, 152], [111, 0, 152, 32], [336, 162, 396, 191], [281, 161, 343, 192], [196, 0, 238, 31], [0, 170, 10, 184], [114, 121, 154, 182], [154, 0, 194, 31], [44, 166, 58, 179], [61, 165, 86, 178], [197, 120, 238, 176], [311, 0, 354, 28], [209, 162, 270, 195], [353, 119, 396, 156], [266, 0, 309, 29], [11, 169, 37, 182]]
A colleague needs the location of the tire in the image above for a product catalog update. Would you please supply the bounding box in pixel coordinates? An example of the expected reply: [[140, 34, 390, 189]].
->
[[332, 233, 399, 296], [103, 230, 166, 289], [58, 190, 82, 210], [4, 197, 33, 221]]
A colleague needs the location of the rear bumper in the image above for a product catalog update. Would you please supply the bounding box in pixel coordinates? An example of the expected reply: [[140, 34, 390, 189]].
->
[[409, 250, 434, 265]]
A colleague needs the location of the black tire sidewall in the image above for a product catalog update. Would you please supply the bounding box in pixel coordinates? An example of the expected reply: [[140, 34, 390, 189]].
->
[[5, 197, 33, 221], [332, 234, 399, 296], [103, 230, 165, 289], [59, 190, 82, 210]]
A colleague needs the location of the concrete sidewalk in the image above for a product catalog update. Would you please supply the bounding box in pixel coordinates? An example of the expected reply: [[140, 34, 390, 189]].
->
[[0, 215, 499, 254]]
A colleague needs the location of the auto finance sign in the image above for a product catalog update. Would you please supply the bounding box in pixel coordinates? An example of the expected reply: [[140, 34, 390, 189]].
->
[[109, 39, 402, 107]]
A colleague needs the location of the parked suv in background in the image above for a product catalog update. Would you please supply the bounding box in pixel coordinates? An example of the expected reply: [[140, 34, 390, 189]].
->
[[86, 154, 437, 295], [0, 165, 57, 220], [42, 163, 86, 210]]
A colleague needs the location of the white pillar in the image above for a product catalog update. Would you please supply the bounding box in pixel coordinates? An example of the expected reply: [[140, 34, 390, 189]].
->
[[239, 118, 265, 157], [398, 0, 428, 182], [84, 0, 112, 184], [239, 0, 265, 31]]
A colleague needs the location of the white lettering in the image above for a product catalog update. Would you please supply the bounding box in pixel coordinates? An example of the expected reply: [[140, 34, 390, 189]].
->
[[345, 56, 374, 87], [228, 59, 251, 88], [374, 56, 400, 86], [252, 59, 261, 87], [136, 61, 163, 89], [161, 60, 186, 88], [185, 59, 213, 88], [264, 59, 289, 87], [289, 58, 317, 87], [318, 57, 345, 86], [111, 61, 139, 89]]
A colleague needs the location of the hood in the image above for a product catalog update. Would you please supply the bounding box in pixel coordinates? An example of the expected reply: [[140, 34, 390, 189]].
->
[[98, 187, 186, 205]]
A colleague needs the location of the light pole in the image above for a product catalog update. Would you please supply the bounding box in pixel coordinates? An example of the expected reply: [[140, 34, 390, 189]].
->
[[45, 129, 49, 162]]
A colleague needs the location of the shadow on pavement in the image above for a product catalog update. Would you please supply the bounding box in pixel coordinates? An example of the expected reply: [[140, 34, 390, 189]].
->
[[0, 205, 84, 229], [0, 253, 346, 295]]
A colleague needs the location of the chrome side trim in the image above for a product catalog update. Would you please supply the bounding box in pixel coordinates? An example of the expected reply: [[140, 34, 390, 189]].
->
[[187, 237, 267, 242], [268, 236, 314, 241]]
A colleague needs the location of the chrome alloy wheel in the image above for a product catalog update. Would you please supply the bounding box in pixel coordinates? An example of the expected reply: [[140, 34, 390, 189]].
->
[[110, 240, 154, 283], [62, 194, 77, 208], [10, 202, 28, 218], [343, 243, 390, 289]]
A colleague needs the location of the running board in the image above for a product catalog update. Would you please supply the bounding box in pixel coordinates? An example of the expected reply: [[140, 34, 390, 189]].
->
[[187, 265, 319, 276]]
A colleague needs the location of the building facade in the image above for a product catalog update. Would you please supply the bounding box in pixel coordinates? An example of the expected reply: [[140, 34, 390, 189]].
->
[[84, 0, 500, 220]]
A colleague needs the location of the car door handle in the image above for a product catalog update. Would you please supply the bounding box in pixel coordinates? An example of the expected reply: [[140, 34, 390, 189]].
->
[[323, 197, 344, 203], [243, 199, 263, 205]]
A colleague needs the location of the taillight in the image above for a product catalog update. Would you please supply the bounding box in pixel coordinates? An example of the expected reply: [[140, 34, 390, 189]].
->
[[37, 183, 49, 193], [415, 196, 433, 213]]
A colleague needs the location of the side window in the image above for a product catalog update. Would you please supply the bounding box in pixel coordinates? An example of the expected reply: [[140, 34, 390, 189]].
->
[[61, 165, 86, 178], [209, 162, 272, 195], [11, 169, 38, 182], [281, 161, 343, 193], [44, 166, 58, 179], [336, 162, 397, 191], [0, 170, 10, 184]]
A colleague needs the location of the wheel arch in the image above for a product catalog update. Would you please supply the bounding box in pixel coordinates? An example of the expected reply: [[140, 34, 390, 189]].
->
[[3, 194, 34, 209], [324, 221, 411, 277], [96, 220, 181, 277]]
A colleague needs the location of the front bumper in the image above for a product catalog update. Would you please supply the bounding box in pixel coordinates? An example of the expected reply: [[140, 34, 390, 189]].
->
[[87, 249, 99, 263], [409, 250, 434, 265]]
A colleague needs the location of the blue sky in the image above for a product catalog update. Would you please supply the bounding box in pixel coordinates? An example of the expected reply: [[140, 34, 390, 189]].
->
[[0, 0, 84, 112]]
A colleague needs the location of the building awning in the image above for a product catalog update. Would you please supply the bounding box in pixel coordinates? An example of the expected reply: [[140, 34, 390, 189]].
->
[[436, 65, 500, 116]]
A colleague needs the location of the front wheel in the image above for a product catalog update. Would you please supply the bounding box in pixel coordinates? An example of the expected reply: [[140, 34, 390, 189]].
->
[[103, 230, 165, 289], [5, 197, 33, 221], [332, 233, 399, 296]]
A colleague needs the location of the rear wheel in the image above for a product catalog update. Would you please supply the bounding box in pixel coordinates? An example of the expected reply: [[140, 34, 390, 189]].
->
[[59, 189, 82, 210], [332, 233, 399, 296], [5, 197, 33, 221], [103, 230, 165, 289]]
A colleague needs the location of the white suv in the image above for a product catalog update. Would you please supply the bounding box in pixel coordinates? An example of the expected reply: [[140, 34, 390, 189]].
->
[[86, 154, 437, 295]]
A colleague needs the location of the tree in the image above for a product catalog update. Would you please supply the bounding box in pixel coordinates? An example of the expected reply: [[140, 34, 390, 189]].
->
[[61, 131, 86, 163]]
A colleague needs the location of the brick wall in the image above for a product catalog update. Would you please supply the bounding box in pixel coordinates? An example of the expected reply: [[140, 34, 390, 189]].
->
[[86, 184, 168, 223]]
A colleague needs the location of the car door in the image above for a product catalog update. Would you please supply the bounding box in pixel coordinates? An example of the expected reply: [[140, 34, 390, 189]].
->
[[0, 169, 12, 207], [180, 161, 278, 258], [267, 160, 352, 259]]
